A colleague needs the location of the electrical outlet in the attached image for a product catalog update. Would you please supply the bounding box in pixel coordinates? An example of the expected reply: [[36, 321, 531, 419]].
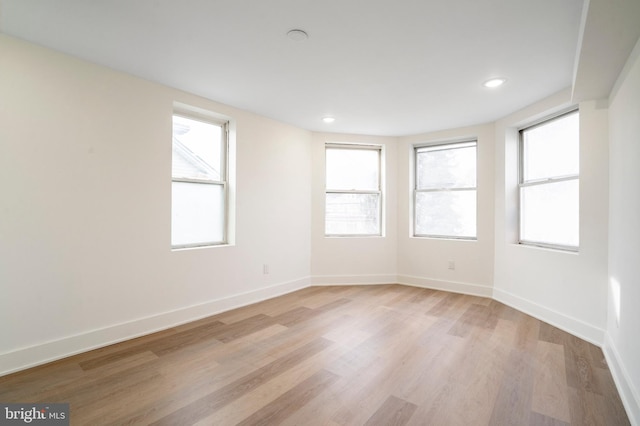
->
[[263, 264, 269, 274], [448, 261, 455, 270]]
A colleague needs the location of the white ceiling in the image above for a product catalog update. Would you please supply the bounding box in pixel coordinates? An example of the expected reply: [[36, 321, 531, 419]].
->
[[0, 0, 636, 136]]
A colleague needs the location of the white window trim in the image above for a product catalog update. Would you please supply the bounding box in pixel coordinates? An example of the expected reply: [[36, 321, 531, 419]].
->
[[413, 139, 478, 240], [518, 108, 579, 252], [325, 143, 383, 237], [171, 111, 230, 250]]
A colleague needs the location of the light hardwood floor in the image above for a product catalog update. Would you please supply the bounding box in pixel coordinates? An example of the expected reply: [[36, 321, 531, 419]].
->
[[0, 285, 630, 425]]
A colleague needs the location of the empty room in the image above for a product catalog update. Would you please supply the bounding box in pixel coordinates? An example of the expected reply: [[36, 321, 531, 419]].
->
[[1, 0, 639, 425]]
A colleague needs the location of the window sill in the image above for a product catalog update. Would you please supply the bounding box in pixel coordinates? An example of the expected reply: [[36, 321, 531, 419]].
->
[[324, 235, 384, 239], [411, 236, 477, 242], [171, 243, 233, 252], [515, 242, 579, 254]]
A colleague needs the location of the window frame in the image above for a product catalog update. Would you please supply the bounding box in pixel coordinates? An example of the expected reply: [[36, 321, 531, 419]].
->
[[171, 112, 229, 249], [324, 143, 383, 237], [413, 139, 478, 240], [518, 108, 579, 252]]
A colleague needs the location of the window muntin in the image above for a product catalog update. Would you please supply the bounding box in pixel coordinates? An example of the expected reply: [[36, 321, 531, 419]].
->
[[414, 141, 477, 239], [325, 145, 382, 236], [519, 110, 579, 250], [172, 114, 228, 248]]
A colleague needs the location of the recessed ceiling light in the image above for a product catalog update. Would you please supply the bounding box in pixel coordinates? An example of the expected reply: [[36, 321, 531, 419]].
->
[[483, 78, 507, 88], [286, 29, 309, 42], [322, 116, 335, 123]]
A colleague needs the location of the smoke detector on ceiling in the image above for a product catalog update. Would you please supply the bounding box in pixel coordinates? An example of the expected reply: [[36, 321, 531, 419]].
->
[[287, 29, 309, 41]]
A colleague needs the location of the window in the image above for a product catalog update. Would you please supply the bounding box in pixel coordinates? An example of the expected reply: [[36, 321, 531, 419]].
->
[[172, 113, 228, 248], [519, 110, 579, 250], [325, 144, 382, 236], [414, 141, 477, 239]]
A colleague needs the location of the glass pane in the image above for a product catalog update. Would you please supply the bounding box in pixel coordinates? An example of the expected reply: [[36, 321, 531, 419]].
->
[[172, 182, 224, 246], [522, 112, 579, 181], [416, 143, 476, 189], [325, 193, 380, 235], [415, 190, 476, 238], [326, 148, 379, 191], [521, 179, 579, 247], [172, 115, 223, 181]]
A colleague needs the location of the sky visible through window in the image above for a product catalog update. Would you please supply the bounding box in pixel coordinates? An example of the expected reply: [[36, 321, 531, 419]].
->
[[172, 115, 223, 181], [523, 112, 579, 181], [326, 148, 379, 191], [171, 114, 225, 247], [520, 111, 579, 248], [415, 142, 477, 238], [325, 147, 381, 236]]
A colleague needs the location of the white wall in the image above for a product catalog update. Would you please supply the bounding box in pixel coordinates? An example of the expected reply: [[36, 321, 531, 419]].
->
[[397, 124, 495, 296], [0, 35, 313, 374], [310, 133, 398, 284], [493, 89, 610, 344], [605, 38, 640, 425], [2, 35, 637, 425]]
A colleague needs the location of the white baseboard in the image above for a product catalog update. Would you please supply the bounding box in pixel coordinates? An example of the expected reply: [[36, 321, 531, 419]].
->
[[0, 277, 310, 377], [397, 274, 493, 298], [311, 274, 397, 286], [492, 288, 604, 346], [603, 334, 640, 426]]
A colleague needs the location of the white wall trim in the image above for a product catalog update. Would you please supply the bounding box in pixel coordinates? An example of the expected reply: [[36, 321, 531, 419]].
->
[[311, 274, 398, 286], [0, 276, 618, 388], [493, 288, 605, 346], [0, 277, 310, 377], [603, 333, 640, 426], [397, 274, 493, 298]]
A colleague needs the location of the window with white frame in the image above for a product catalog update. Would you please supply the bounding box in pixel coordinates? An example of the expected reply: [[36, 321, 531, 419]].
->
[[325, 144, 382, 236], [414, 141, 477, 239], [172, 113, 228, 248], [519, 110, 579, 250]]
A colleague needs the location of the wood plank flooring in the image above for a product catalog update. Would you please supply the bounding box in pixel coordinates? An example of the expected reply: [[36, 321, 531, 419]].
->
[[0, 285, 630, 425]]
